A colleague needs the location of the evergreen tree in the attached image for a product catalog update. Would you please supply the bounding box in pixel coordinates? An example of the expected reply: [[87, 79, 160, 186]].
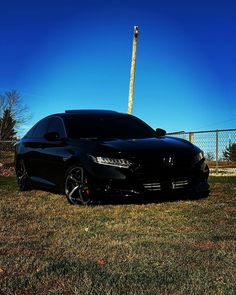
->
[[223, 143, 236, 162], [0, 108, 17, 141]]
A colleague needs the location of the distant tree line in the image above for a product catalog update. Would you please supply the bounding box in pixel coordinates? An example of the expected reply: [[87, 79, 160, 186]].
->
[[205, 148, 236, 162], [0, 90, 31, 141]]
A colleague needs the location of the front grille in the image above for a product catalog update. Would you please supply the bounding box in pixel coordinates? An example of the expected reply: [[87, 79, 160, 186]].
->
[[133, 157, 192, 181]]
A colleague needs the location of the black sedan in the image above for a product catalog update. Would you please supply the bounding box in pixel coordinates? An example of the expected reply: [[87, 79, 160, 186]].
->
[[15, 110, 209, 204]]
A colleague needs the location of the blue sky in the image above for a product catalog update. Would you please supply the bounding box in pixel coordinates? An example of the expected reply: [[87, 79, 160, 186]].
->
[[0, 0, 236, 135]]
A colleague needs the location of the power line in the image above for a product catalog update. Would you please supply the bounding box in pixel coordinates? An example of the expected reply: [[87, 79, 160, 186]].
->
[[198, 118, 236, 129]]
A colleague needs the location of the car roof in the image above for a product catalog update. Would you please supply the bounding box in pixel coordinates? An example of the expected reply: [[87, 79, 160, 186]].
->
[[65, 109, 118, 114], [46, 109, 125, 118]]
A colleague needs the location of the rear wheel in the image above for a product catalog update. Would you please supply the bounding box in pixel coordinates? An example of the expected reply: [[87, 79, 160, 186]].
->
[[16, 159, 30, 191], [65, 166, 92, 205]]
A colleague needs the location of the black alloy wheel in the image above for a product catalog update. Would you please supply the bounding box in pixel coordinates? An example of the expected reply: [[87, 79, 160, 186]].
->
[[65, 166, 92, 205], [16, 159, 29, 191]]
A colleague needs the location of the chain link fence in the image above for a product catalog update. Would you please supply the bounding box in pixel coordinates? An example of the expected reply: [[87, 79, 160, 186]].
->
[[1, 129, 236, 176], [168, 128, 236, 175]]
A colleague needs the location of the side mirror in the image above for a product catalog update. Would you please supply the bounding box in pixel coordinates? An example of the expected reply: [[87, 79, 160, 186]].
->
[[44, 131, 60, 141], [156, 128, 166, 137]]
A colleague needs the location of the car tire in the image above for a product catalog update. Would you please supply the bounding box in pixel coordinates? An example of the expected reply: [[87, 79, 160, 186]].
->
[[16, 159, 30, 191], [65, 165, 93, 205]]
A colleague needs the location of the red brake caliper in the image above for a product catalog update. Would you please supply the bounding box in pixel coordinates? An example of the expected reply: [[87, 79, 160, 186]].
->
[[84, 178, 90, 195]]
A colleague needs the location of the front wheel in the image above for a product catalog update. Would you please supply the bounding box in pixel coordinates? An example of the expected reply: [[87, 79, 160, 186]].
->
[[16, 159, 30, 191], [65, 166, 93, 205]]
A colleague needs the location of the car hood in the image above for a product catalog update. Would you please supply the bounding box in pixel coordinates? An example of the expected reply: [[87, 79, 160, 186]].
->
[[98, 136, 200, 158]]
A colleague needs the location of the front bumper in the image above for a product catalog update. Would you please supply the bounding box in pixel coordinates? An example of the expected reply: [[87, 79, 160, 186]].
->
[[88, 160, 210, 197]]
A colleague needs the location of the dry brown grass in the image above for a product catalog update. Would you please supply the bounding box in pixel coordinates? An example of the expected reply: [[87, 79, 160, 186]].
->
[[0, 176, 235, 294]]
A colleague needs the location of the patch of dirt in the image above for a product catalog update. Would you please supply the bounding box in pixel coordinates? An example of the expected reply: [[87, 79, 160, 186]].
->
[[0, 163, 15, 177], [210, 168, 236, 176]]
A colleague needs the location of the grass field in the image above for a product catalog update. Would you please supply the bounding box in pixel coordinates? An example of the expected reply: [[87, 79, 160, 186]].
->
[[0, 176, 235, 295]]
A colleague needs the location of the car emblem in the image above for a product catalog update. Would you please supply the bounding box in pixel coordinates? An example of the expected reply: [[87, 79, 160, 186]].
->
[[163, 157, 174, 167]]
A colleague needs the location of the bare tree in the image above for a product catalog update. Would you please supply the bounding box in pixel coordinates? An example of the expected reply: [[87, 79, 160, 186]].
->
[[0, 90, 31, 125], [0, 90, 31, 139]]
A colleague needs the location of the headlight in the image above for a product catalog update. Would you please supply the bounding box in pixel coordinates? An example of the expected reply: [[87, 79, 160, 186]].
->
[[92, 156, 132, 169], [193, 152, 204, 165]]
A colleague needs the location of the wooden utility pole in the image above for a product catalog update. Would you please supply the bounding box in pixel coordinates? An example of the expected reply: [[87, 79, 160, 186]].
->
[[128, 26, 139, 114]]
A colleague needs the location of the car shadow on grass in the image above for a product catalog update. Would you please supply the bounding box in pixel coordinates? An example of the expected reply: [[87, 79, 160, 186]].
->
[[93, 191, 209, 206]]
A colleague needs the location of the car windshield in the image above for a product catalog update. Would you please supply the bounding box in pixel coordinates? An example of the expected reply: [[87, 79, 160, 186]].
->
[[64, 114, 156, 139]]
